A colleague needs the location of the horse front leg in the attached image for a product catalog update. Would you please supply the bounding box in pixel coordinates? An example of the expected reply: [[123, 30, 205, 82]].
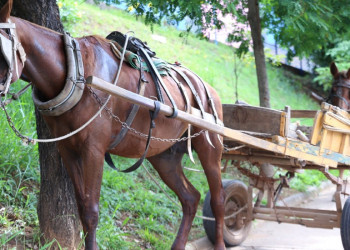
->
[[58, 145, 105, 250]]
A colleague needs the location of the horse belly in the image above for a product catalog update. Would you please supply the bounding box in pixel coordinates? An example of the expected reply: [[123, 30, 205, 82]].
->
[[108, 114, 188, 158]]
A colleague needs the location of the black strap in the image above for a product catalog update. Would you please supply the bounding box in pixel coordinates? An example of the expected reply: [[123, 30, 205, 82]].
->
[[105, 101, 161, 172], [137, 49, 164, 103], [108, 58, 148, 150], [138, 48, 178, 118]]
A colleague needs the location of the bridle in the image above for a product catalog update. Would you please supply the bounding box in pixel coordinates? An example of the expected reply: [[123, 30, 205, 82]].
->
[[326, 80, 350, 111], [0, 19, 26, 96]]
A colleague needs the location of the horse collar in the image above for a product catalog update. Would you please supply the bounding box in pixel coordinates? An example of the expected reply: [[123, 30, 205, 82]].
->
[[32, 32, 85, 116]]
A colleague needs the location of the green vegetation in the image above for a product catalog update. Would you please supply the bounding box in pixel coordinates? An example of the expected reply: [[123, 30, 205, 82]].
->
[[0, 2, 336, 249]]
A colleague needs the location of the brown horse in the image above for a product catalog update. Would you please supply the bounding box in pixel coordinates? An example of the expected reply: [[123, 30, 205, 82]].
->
[[0, 1, 226, 249], [329, 62, 350, 110]]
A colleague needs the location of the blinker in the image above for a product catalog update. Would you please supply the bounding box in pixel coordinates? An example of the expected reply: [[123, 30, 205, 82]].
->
[[0, 33, 12, 67]]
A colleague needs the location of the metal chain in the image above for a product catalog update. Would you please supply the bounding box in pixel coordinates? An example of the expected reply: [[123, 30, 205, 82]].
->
[[0, 100, 31, 143], [88, 86, 206, 143]]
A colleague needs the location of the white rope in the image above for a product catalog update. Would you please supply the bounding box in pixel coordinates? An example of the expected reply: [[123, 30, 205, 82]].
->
[[11, 34, 131, 145]]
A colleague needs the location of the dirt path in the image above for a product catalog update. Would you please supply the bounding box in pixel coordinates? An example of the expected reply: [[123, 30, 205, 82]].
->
[[187, 185, 345, 250]]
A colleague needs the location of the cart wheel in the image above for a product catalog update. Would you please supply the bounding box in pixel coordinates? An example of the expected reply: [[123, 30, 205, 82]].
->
[[203, 179, 252, 247], [341, 196, 350, 250]]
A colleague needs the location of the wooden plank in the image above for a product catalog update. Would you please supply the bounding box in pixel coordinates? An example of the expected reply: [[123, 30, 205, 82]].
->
[[253, 206, 340, 228], [322, 102, 350, 120], [254, 206, 338, 219], [272, 136, 344, 167], [310, 110, 324, 145], [290, 110, 317, 118], [324, 113, 350, 131], [322, 113, 350, 153], [223, 155, 306, 167], [223, 104, 283, 135], [280, 112, 286, 137], [253, 214, 339, 229], [86, 76, 344, 168], [319, 127, 328, 154], [284, 106, 291, 138]]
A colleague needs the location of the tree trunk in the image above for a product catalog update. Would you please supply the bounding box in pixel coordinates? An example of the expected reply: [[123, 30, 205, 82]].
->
[[247, 0, 274, 181], [247, 0, 270, 108], [1, 0, 81, 248]]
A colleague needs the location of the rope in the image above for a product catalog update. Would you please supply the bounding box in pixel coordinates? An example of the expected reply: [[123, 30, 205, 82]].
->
[[2, 33, 131, 145], [3, 82, 32, 106]]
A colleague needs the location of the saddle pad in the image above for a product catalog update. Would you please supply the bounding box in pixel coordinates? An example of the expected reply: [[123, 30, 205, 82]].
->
[[106, 31, 156, 57]]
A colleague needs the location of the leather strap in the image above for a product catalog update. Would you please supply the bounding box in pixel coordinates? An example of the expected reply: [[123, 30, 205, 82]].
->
[[167, 69, 195, 163], [0, 23, 15, 29], [108, 55, 148, 150], [169, 65, 216, 147], [108, 80, 146, 149], [179, 65, 220, 124], [105, 101, 161, 173], [139, 48, 178, 118], [169, 65, 206, 117]]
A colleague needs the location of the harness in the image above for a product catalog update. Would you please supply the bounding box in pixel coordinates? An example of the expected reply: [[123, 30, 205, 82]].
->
[[0, 20, 26, 95], [1, 25, 221, 172], [32, 32, 85, 116], [327, 81, 350, 110]]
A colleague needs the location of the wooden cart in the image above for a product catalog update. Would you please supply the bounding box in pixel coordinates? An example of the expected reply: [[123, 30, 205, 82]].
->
[[86, 76, 350, 249], [202, 102, 350, 248]]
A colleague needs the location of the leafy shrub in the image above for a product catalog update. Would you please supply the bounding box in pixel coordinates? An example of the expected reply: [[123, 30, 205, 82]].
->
[[57, 0, 83, 31], [315, 41, 350, 91]]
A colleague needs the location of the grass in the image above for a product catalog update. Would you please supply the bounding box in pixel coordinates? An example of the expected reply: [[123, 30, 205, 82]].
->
[[0, 2, 337, 249]]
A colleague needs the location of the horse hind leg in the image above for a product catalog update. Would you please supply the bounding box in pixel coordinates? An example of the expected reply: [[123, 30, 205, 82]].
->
[[192, 131, 226, 250], [147, 141, 200, 250]]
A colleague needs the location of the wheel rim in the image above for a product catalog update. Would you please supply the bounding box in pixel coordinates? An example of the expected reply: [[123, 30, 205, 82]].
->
[[224, 193, 247, 235]]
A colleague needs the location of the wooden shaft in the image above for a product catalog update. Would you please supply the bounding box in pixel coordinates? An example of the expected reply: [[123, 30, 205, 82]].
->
[[290, 110, 317, 118], [254, 206, 338, 219], [253, 206, 340, 229], [223, 154, 305, 167], [86, 76, 339, 168], [86, 76, 286, 154], [253, 214, 339, 229]]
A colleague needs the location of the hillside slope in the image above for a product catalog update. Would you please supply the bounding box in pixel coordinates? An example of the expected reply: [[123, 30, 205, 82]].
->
[[76, 3, 319, 110], [0, 3, 322, 250]]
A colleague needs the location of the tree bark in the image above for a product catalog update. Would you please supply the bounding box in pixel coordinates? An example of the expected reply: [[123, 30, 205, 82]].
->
[[247, 0, 273, 181], [247, 0, 270, 108], [1, 0, 81, 248]]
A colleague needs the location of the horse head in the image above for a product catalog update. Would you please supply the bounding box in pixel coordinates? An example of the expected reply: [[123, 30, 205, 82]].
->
[[0, 0, 26, 95], [329, 62, 350, 110]]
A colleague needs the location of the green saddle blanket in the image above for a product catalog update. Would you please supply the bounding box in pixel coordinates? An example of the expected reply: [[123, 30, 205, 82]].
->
[[110, 41, 169, 76]]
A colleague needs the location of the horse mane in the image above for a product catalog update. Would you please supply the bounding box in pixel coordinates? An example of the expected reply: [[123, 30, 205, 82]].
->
[[13, 17, 62, 35]]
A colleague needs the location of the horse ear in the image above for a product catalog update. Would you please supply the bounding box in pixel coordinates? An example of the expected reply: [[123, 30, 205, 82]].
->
[[0, 0, 13, 23], [330, 62, 338, 77]]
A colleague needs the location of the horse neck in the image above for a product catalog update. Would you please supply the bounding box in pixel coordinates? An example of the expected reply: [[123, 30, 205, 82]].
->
[[15, 18, 67, 100]]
